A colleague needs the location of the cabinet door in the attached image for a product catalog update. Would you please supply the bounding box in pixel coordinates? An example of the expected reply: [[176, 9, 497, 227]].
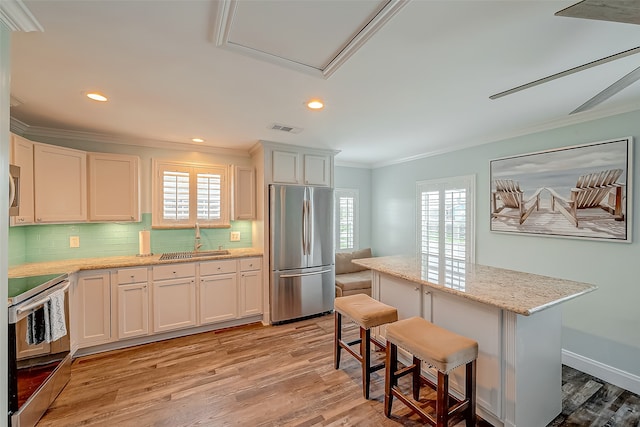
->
[[34, 143, 87, 222], [88, 153, 140, 221], [272, 150, 300, 184], [118, 282, 149, 339], [200, 273, 237, 324], [303, 154, 330, 186], [153, 278, 196, 333], [77, 272, 111, 347], [10, 134, 35, 224], [232, 165, 256, 220], [239, 270, 262, 317]]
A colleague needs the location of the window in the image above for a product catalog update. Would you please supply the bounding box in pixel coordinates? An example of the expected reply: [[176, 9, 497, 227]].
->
[[417, 175, 475, 289], [153, 160, 230, 228], [335, 188, 359, 251]]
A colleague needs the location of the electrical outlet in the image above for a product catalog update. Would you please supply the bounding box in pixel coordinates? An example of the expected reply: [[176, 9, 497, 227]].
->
[[230, 231, 241, 242], [70, 236, 80, 248]]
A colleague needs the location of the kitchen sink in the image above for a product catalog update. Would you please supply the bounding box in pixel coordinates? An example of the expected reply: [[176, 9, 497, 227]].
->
[[159, 250, 230, 260]]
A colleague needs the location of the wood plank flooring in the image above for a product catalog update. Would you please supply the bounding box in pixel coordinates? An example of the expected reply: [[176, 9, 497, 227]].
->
[[37, 314, 639, 426]]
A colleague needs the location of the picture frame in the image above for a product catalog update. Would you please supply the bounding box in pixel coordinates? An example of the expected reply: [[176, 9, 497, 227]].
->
[[490, 137, 633, 242]]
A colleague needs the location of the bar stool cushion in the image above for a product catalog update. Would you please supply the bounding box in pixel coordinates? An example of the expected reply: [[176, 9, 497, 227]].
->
[[386, 316, 478, 373], [334, 294, 398, 329]]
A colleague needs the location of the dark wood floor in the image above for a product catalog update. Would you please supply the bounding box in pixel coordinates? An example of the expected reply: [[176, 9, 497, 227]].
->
[[37, 314, 640, 426]]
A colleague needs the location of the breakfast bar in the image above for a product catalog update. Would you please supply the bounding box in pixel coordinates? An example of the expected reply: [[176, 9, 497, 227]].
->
[[352, 255, 597, 427]]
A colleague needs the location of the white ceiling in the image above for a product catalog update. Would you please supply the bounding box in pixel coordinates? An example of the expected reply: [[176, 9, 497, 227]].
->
[[9, 0, 640, 167]]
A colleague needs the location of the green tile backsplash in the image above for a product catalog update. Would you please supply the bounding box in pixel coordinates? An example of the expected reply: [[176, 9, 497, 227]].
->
[[9, 213, 253, 264]]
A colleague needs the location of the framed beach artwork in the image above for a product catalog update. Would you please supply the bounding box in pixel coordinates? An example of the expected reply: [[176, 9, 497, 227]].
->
[[490, 137, 632, 242]]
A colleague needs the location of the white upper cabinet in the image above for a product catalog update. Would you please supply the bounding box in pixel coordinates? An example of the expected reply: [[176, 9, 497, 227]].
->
[[261, 142, 337, 187], [10, 134, 35, 225], [271, 149, 301, 184], [232, 165, 256, 220], [33, 142, 87, 223], [303, 154, 330, 186], [88, 152, 140, 222]]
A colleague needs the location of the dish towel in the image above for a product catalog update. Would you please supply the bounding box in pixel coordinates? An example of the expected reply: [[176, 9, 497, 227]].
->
[[26, 307, 46, 345], [45, 288, 67, 343], [25, 289, 67, 345]]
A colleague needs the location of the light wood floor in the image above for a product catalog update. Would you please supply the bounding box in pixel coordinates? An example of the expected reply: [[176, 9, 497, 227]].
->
[[38, 314, 639, 426]]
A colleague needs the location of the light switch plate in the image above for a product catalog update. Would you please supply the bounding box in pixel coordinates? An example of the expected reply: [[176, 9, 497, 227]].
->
[[70, 236, 80, 248], [230, 231, 241, 242]]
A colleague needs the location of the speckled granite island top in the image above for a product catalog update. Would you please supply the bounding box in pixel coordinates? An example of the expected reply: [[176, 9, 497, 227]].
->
[[353, 255, 596, 316], [8, 248, 263, 278]]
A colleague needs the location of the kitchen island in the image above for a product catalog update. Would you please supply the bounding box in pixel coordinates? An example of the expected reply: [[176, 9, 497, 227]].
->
[[353, 255, 596, 427]]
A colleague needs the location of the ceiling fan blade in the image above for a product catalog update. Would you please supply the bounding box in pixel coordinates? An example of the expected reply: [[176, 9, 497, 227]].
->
[[489, 46, 640, 100], [556, 0, 640, 26], [570, 64, 640, 114]]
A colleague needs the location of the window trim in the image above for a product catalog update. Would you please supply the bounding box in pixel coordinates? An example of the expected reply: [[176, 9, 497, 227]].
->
[[335, 188, 359, 252], [416, 174, 476, 264], [152, 159, 231, 229]]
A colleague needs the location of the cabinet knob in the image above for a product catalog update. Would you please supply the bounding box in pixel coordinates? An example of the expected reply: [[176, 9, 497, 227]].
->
[[130, 216, 134, 220], [36, 218, 42, 222], [414, 287, 419, 291]]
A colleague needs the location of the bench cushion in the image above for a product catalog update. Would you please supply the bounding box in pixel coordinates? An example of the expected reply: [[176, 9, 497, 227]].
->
[[386, 316, 478, 374], [334, 294, 398, 329], [335, 248, 372, 274], [335, 270, 371, 292]]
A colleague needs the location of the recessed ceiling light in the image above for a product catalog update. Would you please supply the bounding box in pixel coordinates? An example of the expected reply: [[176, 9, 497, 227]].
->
[[306, 99, 324, 110], [86, 92, 108, 102], [192, 138, 204, 143]]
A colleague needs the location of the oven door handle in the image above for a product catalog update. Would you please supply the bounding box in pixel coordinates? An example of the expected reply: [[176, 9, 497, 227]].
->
[[15, 281, 70, 315]]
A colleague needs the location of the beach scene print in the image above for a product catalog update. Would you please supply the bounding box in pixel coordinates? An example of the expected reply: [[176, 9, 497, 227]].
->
[[490, 138, 631, 241]]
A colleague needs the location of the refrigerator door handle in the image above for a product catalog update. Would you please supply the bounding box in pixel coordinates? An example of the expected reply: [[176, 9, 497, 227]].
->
[[305, 200, 311, 255], [280, 269, 332, 278], [301, 200, 307, 255]]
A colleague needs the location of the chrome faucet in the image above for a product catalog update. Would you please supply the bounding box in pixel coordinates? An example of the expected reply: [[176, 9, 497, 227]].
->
[[194, 223, 202, 252]]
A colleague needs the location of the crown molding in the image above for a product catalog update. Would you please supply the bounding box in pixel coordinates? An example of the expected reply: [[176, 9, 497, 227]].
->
[[0, 0, 42, 32], [12, 120, 251, 157], [334, 159, 372, 169], [372, 102, 640, 169]]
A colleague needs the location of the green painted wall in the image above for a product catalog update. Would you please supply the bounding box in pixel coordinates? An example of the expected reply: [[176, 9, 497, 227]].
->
[[371, 109, 640, 378]]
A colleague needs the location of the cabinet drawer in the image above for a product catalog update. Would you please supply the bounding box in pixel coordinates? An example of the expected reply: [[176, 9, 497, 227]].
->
[[117, 267, 148, 285], [200, 260, 237, 276], [153, 263, 196, 280], [240, 257, 261, 272]]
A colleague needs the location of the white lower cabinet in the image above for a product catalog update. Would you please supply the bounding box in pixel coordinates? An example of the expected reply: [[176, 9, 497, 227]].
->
[[200, 260, 238, 324], [239, 257, 262, 317], [116, 267, 149, 339], [76, 271, 112, 348], [152, 264, 197, 333]]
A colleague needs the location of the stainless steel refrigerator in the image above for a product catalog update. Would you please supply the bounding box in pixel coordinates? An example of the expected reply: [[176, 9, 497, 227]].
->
[[269, 184, 335, 324]]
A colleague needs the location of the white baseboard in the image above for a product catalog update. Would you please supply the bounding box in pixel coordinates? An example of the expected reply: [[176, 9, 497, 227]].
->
[[562, 349, 640, 396]]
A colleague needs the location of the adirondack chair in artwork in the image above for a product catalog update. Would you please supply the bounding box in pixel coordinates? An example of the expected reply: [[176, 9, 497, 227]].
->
[[548, 169, 625, 227], [491, 179, 542, 224]]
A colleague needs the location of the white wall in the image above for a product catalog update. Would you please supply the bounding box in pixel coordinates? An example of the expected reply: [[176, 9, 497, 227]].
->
[[334, 165, 372, 250], [371, 109, 640, 383]]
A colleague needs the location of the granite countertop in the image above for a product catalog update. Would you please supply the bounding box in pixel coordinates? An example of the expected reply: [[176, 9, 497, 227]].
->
[[8, 248, 263, 278], [353, 255, 597, 316]]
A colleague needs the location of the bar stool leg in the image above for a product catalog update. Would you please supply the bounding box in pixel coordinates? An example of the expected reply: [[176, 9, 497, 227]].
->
[[384, 342, 397, 417], [361, 327, 371, 399], [436, 370, 449, 427], [412, 356, 421, 401], [334, 312, 342, 369], [466, 360, 477, 426]]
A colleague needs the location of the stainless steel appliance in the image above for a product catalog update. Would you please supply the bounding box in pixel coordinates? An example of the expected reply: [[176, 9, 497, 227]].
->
[[269, 184, 334, 324], [8, 273, 71, 427], [9, 164, 20, 216]]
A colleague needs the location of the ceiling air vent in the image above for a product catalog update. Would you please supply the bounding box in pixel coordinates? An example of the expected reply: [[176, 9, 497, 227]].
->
[[269, 123, 303, 134]]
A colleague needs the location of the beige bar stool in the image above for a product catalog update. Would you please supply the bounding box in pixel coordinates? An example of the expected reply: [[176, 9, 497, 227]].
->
[[384, 316, 478, 427], [334, 294, 398, 399]]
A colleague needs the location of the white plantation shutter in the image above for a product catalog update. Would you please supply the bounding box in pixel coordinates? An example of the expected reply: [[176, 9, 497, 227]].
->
[[417, 176, 474, 289], [154, 161, 229, 227], [335, 189, 359, 251]]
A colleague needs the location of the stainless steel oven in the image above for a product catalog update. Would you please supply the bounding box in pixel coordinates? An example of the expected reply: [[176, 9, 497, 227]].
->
[[8, 273, 71, 427]]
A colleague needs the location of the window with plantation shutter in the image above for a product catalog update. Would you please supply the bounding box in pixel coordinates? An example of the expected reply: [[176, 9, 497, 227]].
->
[[153, 160, 229, 228], [417, 175, 475, 290], [335, 188, 359, 251]]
